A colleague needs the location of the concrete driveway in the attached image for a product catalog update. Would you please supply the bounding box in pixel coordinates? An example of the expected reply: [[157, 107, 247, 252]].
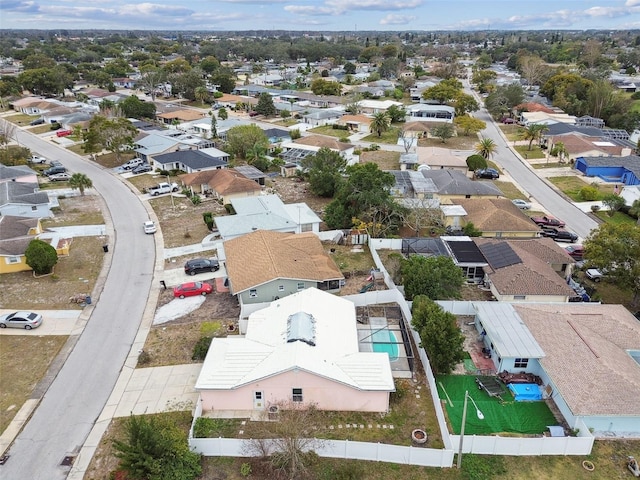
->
[[160, 262, 228, 288], [0, 309, 83, 336]]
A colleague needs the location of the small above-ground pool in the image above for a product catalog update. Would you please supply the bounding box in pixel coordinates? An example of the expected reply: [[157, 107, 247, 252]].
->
[[372, 329, 399, 361], [508, 383, 542, 401]]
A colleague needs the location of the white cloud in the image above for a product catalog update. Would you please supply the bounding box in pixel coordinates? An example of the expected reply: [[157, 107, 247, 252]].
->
[[380, 14, 415, 25], [325, 0, 423, 12], [284, 5, 335, 15]]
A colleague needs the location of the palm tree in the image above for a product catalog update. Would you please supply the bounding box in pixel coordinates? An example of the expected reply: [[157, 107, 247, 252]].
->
[[550, 141, 568, 163], [522, 124, 549, 151], [69, 173, 93, 196], [475, 137, 497, 160], [370, 112, 390, 137], [194, 87, 209, 105]]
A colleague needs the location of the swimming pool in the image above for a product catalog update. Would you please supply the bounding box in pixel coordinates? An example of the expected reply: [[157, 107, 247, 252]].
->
[[372, 329, 399, 361], [508, 383, 542, 401]]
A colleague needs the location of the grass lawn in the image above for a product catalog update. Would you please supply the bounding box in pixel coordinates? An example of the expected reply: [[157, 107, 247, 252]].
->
[[308, 125, 351, 138], [532, 162, 569, 169], [547, 176, 612, 201], [418, 135, 478, 150], [361, 127, 402, 144], [0, 336, 68, 433], [499, 124, 521, 141], [631, 99, 640, 113], [515, 145, 546, 159], [325, 243, 375, 274], [437, 375, 556, 435], [594, 211, 638, 225], [493, 180, 526, 199], [360, 149, 401, 170]]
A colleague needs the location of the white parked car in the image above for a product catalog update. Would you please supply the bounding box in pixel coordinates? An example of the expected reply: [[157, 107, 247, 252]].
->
[[512, 199, 532, 210], [48, 172, 72, 182], [30, 155, 48, 164], [585, 268, 604, 282], [143, 221, 157, 234], [122, 158, 144, 170]]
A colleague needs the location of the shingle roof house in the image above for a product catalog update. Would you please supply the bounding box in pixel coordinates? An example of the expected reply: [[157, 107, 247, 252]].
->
[[421, 169, 503, 200], [224, 230, 344, 307], [179, 168, 261, 202], [452, 198, 541, 238], [151, 148, 229, 174], [516, 303, 640, 436], [474, 237, 576, 302], [195, 287, 395, 415], [0, 182, 53, 218]]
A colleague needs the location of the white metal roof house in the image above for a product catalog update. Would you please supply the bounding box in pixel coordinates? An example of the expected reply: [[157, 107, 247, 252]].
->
[[195, 288, 395, 416], [471, 302, 640, 438], [406, 104, 455, 123], [215, 194, 321, 241]]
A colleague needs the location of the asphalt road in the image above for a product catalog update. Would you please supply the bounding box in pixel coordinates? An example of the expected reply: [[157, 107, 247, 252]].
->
[[3, 131, 156, 479], [471, 104, 600, 241]]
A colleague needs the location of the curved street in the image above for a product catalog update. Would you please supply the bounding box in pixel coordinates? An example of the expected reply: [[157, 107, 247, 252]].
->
[[3, 131, 157, 479]]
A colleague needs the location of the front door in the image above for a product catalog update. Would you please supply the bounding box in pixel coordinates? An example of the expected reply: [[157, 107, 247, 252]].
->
[[253, 391, 264, 409]]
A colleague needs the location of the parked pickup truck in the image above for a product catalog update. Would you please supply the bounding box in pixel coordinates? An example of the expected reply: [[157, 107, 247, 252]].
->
[[147, 182, 179, 196], [530, 215, 566, 228], [30, 155, 48, 164]]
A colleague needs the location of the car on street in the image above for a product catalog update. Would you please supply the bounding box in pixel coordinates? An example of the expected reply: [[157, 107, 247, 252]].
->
[[143, 220, 157, 234], [184, 258, 220, 275], [512, 199, 532, 210], [474, 168, 500, 179], [131, 163, 152, 174], [565, 245, 584, 261], [48, 172, 72, 182], [531, 215, 566, 228], [173, 281, 213, 298], [540, 228, 578, 243], [0, 311, 43, 329]]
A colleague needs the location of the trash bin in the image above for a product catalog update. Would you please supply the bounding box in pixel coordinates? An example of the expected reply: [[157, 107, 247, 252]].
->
[[85, 296, 92, 305], [160, 280, 167, 290], [102, 244, 108, 253]]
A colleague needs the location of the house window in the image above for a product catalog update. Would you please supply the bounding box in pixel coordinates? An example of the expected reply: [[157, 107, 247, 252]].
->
[[278, 285, 284, 292], [300, 223, 312, 232], [514, 295, 526, 300], [249, 289, 257, 298], [32, 206, 37, 211], [297, 282, 305, 291], [292, 388, 303, 402], [6, 256, 20, 264], [514, 358, 529, 369]]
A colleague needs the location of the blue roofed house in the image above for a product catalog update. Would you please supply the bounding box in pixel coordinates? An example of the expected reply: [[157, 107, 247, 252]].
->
[[0, 182, 55, 218], [134, 131, 216, 163], [214, 194, 320, 241], [574, 155, 640, 186], [471, 302, 640, 438]]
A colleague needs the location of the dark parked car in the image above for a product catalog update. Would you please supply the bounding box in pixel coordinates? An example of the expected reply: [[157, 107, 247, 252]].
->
[[43, 165, 67, 176], [475, 168, 500, 179], [29, 118, 45, 126], [540, 228, 578, 243], [131, 163, 152, 174], [531, 215, 566, 228], [184, 258, 220, 276]]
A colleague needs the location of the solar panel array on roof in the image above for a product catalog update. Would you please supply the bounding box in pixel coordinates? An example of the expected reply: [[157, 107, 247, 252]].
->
[[446, 240, 486, 263], [287, 312, 316, 347], [478, 242, 522, 269]]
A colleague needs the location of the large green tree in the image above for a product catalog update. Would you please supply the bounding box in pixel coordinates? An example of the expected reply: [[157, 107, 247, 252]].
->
[[401, 255, 465, 301], [454, 115, 486, 136], [411, 295, 465, 375], [521, 124, 549, 151], [583, 223, 640, 305], [224, 124, 269, 160], [25, 239, 58, 275], [113, 414, 201, 480], [255, 92, 276, 117], [119, 95, 156, 119], [83, 116, 138, 162], [300, 147, 346, 197], [324, 162, 401, 234]]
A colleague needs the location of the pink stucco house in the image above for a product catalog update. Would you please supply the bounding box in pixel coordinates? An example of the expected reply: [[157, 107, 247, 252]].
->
[[195, 288, 395, 415]]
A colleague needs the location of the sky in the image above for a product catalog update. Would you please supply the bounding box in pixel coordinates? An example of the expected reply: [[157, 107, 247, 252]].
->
[[1, 0, 640, 32]]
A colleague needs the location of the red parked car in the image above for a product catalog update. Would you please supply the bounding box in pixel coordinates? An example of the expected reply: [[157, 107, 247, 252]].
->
[[56, 129, 72, 137], [173, 281, 213, 299]]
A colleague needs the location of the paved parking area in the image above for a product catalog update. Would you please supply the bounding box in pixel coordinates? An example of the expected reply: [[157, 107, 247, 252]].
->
[[159, 263, 227, 288]]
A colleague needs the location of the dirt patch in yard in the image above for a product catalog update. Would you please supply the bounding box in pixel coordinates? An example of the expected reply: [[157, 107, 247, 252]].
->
[[266, 176, 332, 217], [360, 150, 401, 170], [140, 290, 240, 367]]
